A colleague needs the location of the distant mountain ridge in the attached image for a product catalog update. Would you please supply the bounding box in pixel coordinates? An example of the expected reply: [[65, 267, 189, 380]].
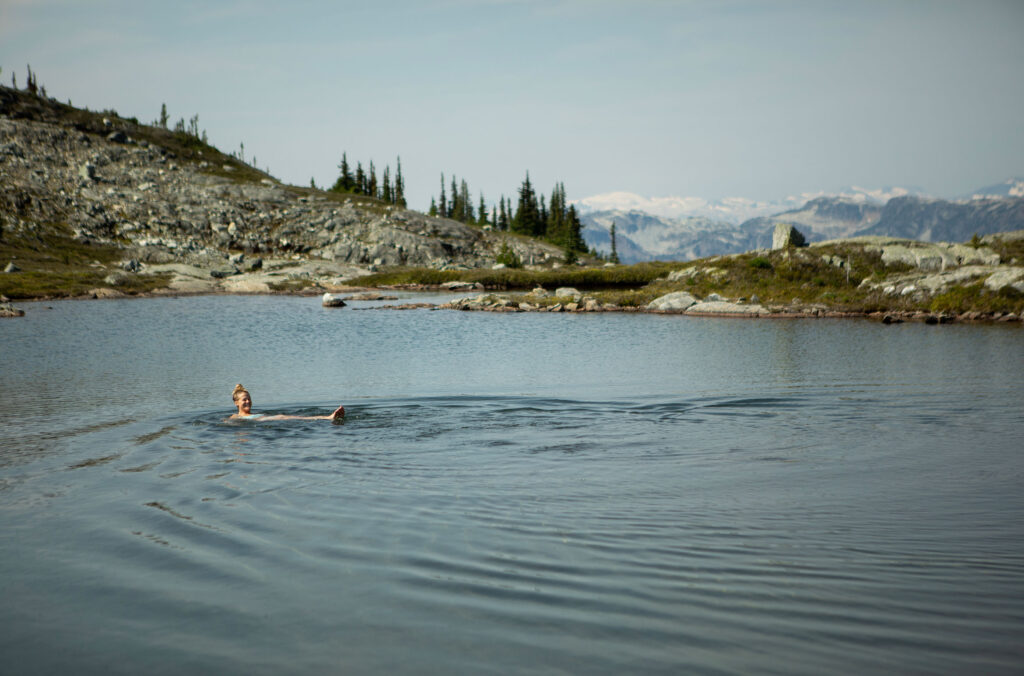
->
[[580, 181, 1024, 263]]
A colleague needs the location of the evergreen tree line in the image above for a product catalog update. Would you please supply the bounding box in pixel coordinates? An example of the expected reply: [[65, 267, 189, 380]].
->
[[428, 171, 587, 261], [330, 152, 406, 207]]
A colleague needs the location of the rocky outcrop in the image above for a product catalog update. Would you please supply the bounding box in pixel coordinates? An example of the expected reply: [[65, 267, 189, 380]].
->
[[772, 223, 806, 249]]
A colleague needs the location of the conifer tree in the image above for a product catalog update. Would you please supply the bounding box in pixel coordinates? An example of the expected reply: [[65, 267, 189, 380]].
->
[[429, 197, 438, 217], [565, 204, 586, 256], [25, 65, 37, 95], [382, 165, 392, 203], [459, 179, 472, 222], [609, 222, 620, 264], [159, 103, 169, 129], [332, 153, 355, 193], [439, 174, 447, 218], [368, 161, 377, 199], [355, 162, 366, 195], [395, 156, 406, 207], [512, 173, 541, 236], [478, 193, 488, 226], [499, 197, 510, 231]]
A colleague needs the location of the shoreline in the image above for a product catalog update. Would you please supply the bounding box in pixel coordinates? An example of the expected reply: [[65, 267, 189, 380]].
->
[[6, 287, 1019, 325]]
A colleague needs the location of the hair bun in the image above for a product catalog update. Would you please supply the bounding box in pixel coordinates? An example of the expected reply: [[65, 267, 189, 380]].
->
[[232, 383, 248, 401]]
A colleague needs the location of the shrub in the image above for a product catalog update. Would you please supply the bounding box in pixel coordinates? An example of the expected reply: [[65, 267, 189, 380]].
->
[[495, 242, 522, 269]]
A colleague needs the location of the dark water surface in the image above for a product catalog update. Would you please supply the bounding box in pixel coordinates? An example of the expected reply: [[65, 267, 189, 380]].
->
[[1, 295, 1022, 674]]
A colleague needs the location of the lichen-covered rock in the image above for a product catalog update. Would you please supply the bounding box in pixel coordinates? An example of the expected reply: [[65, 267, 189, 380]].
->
[[685, 301, 770, 316], [984, 267, 1024, 293], [647, 292, 699, 312]]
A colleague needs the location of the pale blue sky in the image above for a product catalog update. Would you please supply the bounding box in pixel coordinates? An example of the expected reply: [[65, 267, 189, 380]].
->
[[2, 0, 1022, 210]]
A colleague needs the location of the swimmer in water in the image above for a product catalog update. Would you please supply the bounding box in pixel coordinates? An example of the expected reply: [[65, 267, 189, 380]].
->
[[228, 384, 345, 421]]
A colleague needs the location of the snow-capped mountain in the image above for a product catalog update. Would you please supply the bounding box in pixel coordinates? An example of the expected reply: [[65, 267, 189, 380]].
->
[[573, 186, 923, 225], [580, 182, 1023, 263]]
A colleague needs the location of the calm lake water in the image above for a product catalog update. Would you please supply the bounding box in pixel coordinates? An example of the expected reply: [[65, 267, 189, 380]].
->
[[1, 295, 1022, 674]]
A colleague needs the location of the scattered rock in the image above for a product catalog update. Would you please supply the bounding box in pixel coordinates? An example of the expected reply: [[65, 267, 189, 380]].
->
[[647, 291, 699, 312], [104, 271, 130, 286], [0, 301, 25, 318], [90, 287, 126, 299], [685, 301, 770, 317], [4, 262, 20, 273], [79, 162, 96, 181], [322, 293, 347, 307], [440, 281, 483, 290], [106, 130, 128, 143], [554, 287, 581, 297]]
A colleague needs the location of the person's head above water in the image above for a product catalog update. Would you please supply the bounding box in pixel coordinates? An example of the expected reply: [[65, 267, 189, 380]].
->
[[232, 383, 252, 415], [227, 383, 344, 421]]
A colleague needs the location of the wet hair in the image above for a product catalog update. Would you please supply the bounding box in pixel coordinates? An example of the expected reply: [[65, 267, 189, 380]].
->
[[232, 383, 249, 403]]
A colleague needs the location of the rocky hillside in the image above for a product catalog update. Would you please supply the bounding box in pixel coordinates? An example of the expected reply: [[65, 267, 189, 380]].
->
[[0, 85, 562, 297]]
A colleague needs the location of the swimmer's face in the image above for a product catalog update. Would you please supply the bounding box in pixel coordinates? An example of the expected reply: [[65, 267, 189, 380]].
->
[[235, 392, 252, 414]]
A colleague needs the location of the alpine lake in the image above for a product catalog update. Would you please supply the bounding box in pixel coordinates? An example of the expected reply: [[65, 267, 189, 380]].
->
[[1, 293, 1022, 675]]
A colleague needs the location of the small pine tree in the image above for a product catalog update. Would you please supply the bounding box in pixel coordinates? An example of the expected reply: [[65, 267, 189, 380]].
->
[[429, 197, 438, 217], [609, 222, 620, 264], [478, 193, 488, 226], [355, 162, 366, 194], [159, 103, 169, 129], [382, 165, 392, 203], [395, 156, 406, 207], [25, 65, 37, 95], [439, 173, 447, 218], [332, 153, 355, 193]]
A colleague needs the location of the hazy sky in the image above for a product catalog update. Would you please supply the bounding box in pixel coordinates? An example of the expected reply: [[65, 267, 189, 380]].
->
[[2, 0, 1022, 210]]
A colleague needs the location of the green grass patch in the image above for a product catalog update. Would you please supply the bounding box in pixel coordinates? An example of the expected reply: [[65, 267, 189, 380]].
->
[[929, 282, 1024, 315]]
